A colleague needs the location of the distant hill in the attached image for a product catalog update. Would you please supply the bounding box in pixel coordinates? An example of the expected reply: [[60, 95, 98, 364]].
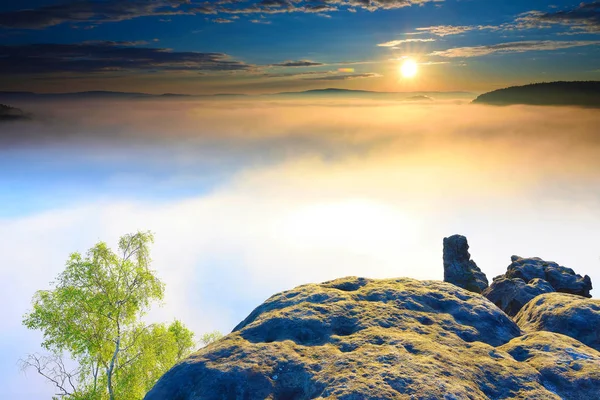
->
[[0, 104, 31, 122], [473, 81, 600, 107], [270, 88, 473, 100], [275, 88, 372, 96], [0, 89, 475, 102]]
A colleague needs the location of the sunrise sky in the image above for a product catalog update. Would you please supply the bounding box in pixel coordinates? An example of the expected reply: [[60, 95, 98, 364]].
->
[[1, 0, 599, 93], [1, 1, 600, 399]]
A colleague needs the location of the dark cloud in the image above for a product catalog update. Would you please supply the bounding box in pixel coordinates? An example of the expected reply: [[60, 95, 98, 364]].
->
[[270, 60, 324, 67], [517, 2, 600, 33], [303, 72, 381, 80], [0, 0, 441, 29], [0, 42, 251, 74], [261, 71, 335, 78], [0, 0, 190, 29]]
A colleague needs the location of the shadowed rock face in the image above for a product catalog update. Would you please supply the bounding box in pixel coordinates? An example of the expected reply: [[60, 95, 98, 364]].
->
[[443, 235, 488, 293], [505, 256, 592, 298], [515, 293, 600, 352], [483, 256, 593, 316], [483, 278, 555, 317], [145, 277, 600, 400]]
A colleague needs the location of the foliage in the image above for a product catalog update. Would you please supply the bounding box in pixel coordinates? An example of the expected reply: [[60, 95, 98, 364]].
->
[[200, 330, 224, 346], [22, 231, 197, 400]]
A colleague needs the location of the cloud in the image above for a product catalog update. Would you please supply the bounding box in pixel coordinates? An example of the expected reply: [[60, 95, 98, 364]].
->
[[413, 25, 500, 36], [250, 19, 272, 24], [0, 0, 443, 29], [516, 2, 600, 33], [377, 38, 436, 47], [270, 60, 325, 67], [0, 0, 190, 29], [302, 72, 382, 80], [0, 42, 252, 74], [212, 18, 235, 23], [261, 71, 335, 78], [212, 0, 440, 15], [430, 40, 600, 57]]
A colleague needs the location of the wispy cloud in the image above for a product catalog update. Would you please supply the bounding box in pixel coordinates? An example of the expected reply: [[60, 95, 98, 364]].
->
[[0, 0, 189, 29], [0, 42, 252, 74], [0, 0, 444, 29], [413, 25, 500, 36], [212, 18, 235, 24], [430, 40, 600, 58], [303, 72, 381, 80], [261, 71, 335, 78], [377, 38, 436, 47], [516, 2, 600, 33], [270, 60, 324, 67], [250, 19, 272, 24]]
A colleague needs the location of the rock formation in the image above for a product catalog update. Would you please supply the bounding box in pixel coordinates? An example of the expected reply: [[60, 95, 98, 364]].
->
[[515, 292, 600, 352], [482, 278, 555, 317], [0, 104, 30, 122], [442, 234, 488, 293], [145, 277, 600, 400], [505, 256, 592, 298], [483, 255, 593, 316], [498, 331, 600, 399]]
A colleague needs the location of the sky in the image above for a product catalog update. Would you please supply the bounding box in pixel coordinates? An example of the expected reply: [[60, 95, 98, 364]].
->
[[1, 1, 600, 399], [0, 0, 599, 93]]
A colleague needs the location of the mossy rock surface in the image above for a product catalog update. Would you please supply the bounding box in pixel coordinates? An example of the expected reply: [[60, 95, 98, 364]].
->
[[145, 277, 600, 400], [515, 292, 600, 352]]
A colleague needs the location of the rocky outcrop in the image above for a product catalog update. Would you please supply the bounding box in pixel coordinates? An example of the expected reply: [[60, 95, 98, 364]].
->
[[482, 256, 592, 316], [505, 256, 592, 298], [482, 278, 555, 317], [515, 292, 600, 352], [145, 277, 600, 400], [0, 104, 30, 122], [499, 331, 600, 400], [443, 235, 488, 293]]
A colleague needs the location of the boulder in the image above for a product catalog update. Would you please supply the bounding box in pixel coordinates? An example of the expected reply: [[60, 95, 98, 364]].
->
[[505, 256, 592, 298], [443, 234, 488, 293], [514, 292, 600, 352], [482, 277, 555, 316], [499, 331, 600, 400], [145, 277, 600, 400]]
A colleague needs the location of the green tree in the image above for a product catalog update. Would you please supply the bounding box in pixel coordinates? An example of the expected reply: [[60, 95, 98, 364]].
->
[[199, 330, 224, 346], [22, 231, 196, 400]]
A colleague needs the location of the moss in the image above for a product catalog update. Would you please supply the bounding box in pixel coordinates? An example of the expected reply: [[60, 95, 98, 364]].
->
[[147, 277, 600, 400]]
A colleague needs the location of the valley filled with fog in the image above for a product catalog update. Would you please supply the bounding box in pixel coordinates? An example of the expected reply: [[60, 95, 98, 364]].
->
[[1, 98, 599, 398]]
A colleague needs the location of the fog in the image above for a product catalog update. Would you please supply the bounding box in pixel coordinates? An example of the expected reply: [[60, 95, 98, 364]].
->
[[1, 98, 599, 398]]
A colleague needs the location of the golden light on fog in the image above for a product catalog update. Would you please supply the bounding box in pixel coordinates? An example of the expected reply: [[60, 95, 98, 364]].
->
[[400, 59, 418, 79], [278, 199, 417, 253]]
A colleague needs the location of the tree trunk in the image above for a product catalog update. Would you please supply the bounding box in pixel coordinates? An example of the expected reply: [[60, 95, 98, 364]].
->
[[107, 336, 120, 400]]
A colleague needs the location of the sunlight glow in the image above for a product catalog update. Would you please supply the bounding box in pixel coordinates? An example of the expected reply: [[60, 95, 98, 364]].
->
[[400, 59, 418, 79], [276, 199, 418, 254]]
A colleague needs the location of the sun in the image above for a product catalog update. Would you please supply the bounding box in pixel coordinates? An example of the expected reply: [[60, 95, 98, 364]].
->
[[400, 59, 418, 79]]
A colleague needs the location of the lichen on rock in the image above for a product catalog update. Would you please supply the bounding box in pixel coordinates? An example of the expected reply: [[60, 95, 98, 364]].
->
[[515, 292, 600, 352], [145, 277, 600, 400]]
